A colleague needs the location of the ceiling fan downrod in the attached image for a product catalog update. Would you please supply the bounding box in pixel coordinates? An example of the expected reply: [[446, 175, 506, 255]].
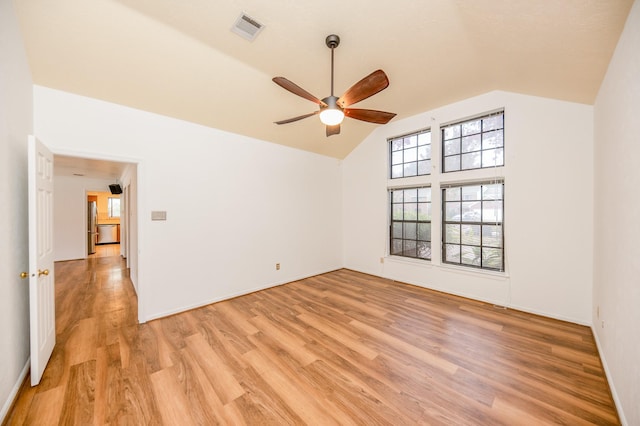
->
[[326, 34, 340, 98]]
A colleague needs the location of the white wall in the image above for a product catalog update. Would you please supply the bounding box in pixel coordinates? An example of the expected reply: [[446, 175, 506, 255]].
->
[[53, 175, 118, 261], [0, 0, 32, 420], [343, 90, 594, 324], [34, 86, 343, 322], [593, 1, 640, 424]]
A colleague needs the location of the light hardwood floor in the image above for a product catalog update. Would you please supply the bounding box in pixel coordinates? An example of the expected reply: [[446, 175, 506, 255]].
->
[[4, 253, 619, 425]]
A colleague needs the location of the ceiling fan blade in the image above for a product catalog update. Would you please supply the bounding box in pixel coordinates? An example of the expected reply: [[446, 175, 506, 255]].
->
[[326, 124, 340, 137], [273, 77, 327, 106], [274, 111, 319, 125], [344, 108, 397, 124], [337, 70, 390, 108]]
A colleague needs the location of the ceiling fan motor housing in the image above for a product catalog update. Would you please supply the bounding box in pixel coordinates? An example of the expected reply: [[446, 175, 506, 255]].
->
[[325, 34, 340, 49]]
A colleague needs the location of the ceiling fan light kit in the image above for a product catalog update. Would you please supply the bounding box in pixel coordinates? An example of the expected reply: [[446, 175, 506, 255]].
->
[[273, 34, 396, 136]]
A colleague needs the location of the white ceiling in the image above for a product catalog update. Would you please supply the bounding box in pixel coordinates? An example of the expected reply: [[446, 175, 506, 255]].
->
[[15, 0, 633, 160], [54, 154, 130, 180]]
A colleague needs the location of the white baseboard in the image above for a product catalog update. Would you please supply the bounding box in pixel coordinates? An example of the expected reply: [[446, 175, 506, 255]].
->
[[591, 327, 627, 425], [0, 358, 29, 423]]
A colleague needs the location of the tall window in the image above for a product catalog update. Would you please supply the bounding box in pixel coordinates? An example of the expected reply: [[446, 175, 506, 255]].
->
[[390, 130, 431, 178], [442, 111, 504, 172], [108, 197, 121, 218], [442, 181, 504, 271], [390, 187, 432, 260]]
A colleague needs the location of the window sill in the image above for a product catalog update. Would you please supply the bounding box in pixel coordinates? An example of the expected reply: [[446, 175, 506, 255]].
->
[[385, 255, 509, 280]]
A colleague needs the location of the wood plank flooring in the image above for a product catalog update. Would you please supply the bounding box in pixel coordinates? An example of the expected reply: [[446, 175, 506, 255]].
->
[[3, 254, 619, 425]]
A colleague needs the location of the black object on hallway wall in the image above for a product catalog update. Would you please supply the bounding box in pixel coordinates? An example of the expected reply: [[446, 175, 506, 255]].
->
[[109, 184, 122, 194]]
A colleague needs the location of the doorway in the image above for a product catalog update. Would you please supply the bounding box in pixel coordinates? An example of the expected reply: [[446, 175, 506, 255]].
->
[[52, 153, 140, 305]]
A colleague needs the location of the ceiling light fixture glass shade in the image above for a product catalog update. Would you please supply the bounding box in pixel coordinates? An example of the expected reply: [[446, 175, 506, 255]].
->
[[319, 95, 344, 125], [319, 108, 345, 125]]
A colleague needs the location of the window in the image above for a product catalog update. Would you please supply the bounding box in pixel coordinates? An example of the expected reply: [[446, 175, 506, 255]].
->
[[390, 130, 431, 178], [390, 187, 432, 260], [442, 111, 504, 172], [442, 181, 504, 271], [108, 197, 121, 218]]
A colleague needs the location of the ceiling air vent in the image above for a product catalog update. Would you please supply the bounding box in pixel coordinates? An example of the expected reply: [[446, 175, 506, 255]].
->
[[231, 13, 264, 41]]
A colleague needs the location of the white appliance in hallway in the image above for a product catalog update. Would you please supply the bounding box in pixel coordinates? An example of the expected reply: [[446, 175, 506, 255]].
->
[[88, 201, 97, 254], [97, 224, 119, 244]]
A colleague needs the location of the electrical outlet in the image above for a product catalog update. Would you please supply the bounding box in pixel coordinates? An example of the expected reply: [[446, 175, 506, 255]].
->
[[275, 263, 280, 271], [380, 257, 384, 264], [596, 306, 600, 319], [601, 320, 605, 329]]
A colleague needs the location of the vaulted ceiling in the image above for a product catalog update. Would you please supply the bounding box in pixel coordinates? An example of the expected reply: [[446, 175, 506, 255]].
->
[[15, 0, 633, 159]]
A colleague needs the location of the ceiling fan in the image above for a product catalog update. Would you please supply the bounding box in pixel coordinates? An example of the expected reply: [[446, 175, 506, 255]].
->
[[273, 34, 396, 137]]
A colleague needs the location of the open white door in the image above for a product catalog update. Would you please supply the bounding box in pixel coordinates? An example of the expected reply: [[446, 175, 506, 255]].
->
[[27, 135, 56, 386]]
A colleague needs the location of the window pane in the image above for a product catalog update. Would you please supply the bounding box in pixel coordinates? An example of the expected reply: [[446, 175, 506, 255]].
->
[[418, 132, 431, 146], [482, 247, 503, 270], [445, 244, 460, 263], [461, 245, 481, 266], [392, 151, 403, 165], [403, 240, 417, 257], [462, 185, 481, 200], [461, 134, 481, 153], [404, 162, 417, 177], [483, 114, 503, 131], [418, 223, 431, 241], [461, 152, 481, 170], [392, 204, 403, 220], [443, 125, 461, 140], [404, 135, 417, 148], [391, 139, 403, 151], [392, 222, 403, 238], [461, 224, 481, 245], [404, 147, 418, 162], [418, 144, 431, 159], [445, 202, 461, 221], [418, 187, 431, 202], [391, 239, 403, 255], [482, 149, 501, 167], [417, 160, 429, 177], [445, 224, 460, 243], [417, 242, 431, 259], [482, 130, 504, 149], [444, 139, 460, 155], [445, 187, 461, 201], [404, 188, 418, 201], [404, 203, 417, 220], [391, 165, 403, 178], [403, 222, 417, 240], [483, 184, 503, 200], [482, 225, 502, 247], [462, 120, 482, 136], [444, 156, 460, 172], [482, 201, 503, 222], [392, 190, 404, 203], [418, 203, 431, 221]]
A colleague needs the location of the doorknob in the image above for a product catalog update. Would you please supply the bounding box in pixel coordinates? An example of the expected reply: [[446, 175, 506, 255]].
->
[[20, 272, 29, 279], [38, 269, 49, 277]]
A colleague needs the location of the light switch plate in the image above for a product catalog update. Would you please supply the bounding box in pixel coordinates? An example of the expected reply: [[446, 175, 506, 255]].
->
[[151, 211, 167, 221]]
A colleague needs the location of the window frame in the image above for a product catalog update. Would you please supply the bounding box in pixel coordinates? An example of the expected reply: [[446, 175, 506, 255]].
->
[[108, 197, 121, 218], [441, 110, 504, 173], [441, 180, 504, 271], [389, 128, 432, 179], [389, 186, 432, 261]]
